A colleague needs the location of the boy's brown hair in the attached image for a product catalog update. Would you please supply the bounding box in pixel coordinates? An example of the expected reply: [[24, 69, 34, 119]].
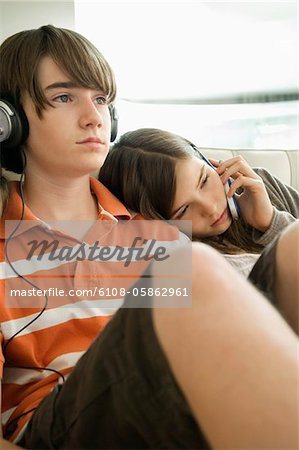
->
[[0, 24, 116, 173]]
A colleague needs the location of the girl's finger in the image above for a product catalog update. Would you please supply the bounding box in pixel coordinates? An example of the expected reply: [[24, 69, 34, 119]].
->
[[208, 158, 220, 168], [218, 161, 258, 183], [216, 156, 255, 178], [216, 155, 245, 171], [225, 175, 262, 197]]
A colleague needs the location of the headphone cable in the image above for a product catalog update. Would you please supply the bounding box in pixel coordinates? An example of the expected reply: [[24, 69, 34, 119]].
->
[[3, 154, 65, 382]]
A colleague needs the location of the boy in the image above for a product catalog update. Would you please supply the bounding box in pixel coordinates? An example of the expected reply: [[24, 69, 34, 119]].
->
[[0, 25, 298, 449]]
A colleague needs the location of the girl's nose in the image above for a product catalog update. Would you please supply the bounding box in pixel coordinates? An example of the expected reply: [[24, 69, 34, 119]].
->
[[196, 196, 218, 217]]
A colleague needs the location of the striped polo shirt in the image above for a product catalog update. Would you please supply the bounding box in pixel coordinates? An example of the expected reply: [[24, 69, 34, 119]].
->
[[0, 178, 188, 442]]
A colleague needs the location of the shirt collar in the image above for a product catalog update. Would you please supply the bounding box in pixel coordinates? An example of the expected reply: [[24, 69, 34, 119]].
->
[[0, 178, 131, 239], [89, 177, 131, 220]]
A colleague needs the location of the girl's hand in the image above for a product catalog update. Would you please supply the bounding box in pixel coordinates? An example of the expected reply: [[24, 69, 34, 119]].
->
[[209, 157, 274, 232]]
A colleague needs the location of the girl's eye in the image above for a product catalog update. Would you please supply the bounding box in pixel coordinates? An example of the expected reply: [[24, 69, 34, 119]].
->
[[95, 96, 107, 105], [54, 94, 70, 103], [178, 205, 189, 218], [201, 175, 208, 188]]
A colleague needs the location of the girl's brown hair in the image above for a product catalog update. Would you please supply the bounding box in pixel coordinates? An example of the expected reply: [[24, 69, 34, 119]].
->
[[99, 128, 192, 219], [0, 24, 116, 174], [99, 128, 264, 255]]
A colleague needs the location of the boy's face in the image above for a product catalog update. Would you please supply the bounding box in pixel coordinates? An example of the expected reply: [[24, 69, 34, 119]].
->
[[22, 56, 111, 179]]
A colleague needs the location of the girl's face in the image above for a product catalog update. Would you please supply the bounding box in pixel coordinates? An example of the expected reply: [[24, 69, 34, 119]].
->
[[171, 156, 232, 237]]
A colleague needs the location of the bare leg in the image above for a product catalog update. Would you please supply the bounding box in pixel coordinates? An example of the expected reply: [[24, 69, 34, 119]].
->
[[274, 220, 299, 334], [152, 243, 298, 449]]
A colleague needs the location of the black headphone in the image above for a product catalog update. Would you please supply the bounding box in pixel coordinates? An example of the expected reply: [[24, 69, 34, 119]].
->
[[109, 103, 118, 143], [0, 97, 119, 151]]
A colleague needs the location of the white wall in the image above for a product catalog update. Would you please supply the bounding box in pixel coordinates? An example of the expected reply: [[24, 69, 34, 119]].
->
[[0, 1, 75, 42], [75, 1, 298, 100]]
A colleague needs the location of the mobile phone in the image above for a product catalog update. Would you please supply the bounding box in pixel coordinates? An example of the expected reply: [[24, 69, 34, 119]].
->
[[224, 178, 240, 220], [195, 149, 240, 220]]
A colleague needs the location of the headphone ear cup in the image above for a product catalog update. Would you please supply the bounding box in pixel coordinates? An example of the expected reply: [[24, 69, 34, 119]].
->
[[0, 99, 29, 150], [109, 104, 118, 142]]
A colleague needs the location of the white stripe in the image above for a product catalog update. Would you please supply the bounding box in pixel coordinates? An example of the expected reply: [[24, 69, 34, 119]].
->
[[0, 252, 75, 279], [1, 298, 123, 338], [0, 239, 186, 279], [3, 351, 84, 385], [2, 406, 17, 425], [13, 422, 30, 445]]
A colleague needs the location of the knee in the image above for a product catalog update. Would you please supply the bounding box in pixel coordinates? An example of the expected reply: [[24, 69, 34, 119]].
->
[[191, 242, 228, 277], [152, 241, 244, 314], [190, 242, 239, 300], [151, 241, 235, 300]]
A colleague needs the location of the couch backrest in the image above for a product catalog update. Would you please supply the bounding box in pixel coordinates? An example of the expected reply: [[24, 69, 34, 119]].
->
[[201, 148, 299, 191]]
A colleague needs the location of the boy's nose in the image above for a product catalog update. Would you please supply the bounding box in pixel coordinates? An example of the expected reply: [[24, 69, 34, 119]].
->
[[79, 99, 104, 128]]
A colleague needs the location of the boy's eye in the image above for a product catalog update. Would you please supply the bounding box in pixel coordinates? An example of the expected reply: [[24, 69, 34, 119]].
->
[[54, 94, 70, 103], [95, 96, 107, 105]]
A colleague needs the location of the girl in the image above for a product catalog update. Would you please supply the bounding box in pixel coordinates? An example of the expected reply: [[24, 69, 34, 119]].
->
[[99, 128, 298, 258], [99, 128, 299, 327]]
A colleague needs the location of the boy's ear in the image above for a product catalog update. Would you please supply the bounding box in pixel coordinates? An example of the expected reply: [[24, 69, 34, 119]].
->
[[109, 104, 118, 142], [0, 97, 29, 150]]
